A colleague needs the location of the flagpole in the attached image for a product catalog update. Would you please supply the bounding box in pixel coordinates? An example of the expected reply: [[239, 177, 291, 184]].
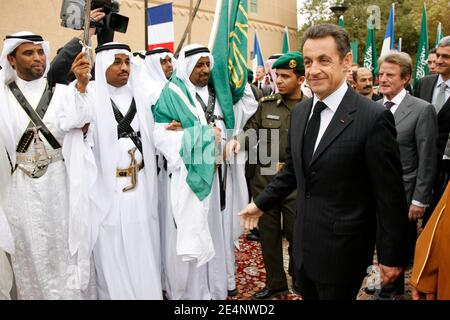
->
[[286, 26, 290, 51], [175, 0, 202, 56], [144, 0, 148, 50], [436, 22, 442, 48], [391, 3, 395, 49], [208, 0, 223, 50]]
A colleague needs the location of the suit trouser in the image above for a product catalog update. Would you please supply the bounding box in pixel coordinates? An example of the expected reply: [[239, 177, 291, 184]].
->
[[296, 265, 364, 300], [376, 218, 416, 298], [258, 191, 296, 290], [423, 164, 450, 227]]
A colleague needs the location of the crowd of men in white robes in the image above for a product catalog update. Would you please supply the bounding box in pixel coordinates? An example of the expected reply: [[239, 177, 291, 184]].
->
[[0, 31, 258, 300]]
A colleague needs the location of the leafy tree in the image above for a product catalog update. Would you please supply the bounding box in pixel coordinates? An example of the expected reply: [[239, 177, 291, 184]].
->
[[297, 0, 449, 68]]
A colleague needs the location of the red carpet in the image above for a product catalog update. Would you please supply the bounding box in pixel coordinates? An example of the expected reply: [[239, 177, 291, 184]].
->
[[229, 235, 301, 300], [230, 235, 412, 300]]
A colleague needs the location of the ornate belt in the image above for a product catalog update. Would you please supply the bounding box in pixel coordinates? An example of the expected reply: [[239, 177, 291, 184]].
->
[[16, 149, 63, 164], [16, 148, 63, 178]]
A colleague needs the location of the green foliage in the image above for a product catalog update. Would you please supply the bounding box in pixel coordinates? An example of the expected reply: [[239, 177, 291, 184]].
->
[[297, 0, 449, 67]]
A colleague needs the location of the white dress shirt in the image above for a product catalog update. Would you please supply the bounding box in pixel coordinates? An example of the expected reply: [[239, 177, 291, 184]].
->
[[311, 80, 349, 152], [382, 88, 407, 115], [432, 75, 450, 105]]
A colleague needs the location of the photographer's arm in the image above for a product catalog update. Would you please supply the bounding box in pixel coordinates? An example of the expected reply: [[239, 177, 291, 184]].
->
[[47, 8, 105, 86]]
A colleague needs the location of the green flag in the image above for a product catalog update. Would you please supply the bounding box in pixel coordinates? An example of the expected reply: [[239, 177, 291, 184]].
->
[[413, 4, 429, 84], [282, 26, 290, 53], [153, 78, 216, 201], [351, 41, 358, 64], [435, 22, 443, 48], [211, 0, 249, 130], [228, 0, 249, 104], [339, 16, 345, 28], [364, 21, 378, 79]]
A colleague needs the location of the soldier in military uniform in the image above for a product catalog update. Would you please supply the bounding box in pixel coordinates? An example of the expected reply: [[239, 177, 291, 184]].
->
[[238, 52, 306, 299]]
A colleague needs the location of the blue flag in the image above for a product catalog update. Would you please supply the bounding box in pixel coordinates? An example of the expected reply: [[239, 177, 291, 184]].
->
[[381, 4, 395, 57]]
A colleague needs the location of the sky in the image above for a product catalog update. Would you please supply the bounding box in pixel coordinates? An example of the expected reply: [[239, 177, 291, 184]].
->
[[297, 0, 308, 29]]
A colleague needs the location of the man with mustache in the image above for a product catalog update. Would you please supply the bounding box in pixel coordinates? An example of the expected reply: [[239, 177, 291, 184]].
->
[[0, 32, 96, 299], [67, 42, 162, 299], [353, 67, 382, 101]]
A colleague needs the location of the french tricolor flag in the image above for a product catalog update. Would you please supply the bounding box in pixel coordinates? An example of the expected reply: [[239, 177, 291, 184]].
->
[[147, 3, 174, 52]]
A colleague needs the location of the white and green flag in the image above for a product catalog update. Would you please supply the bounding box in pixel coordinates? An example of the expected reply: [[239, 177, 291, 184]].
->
[[338, 15, 345, 28], [364, 19, 378, 79], [210, 0, 249, 130], [435, 22, 443, 48], [413, 4, 429, 84], [282, 26, 290, 53]]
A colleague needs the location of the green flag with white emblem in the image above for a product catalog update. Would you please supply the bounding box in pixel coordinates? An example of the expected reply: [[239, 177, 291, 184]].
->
[[364, 19, 378, 79], [413, 4, 429, 84], [210, 0, 249, 130]]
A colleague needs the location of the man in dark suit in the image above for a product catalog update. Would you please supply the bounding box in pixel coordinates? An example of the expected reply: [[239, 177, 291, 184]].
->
[[374, 50, 438, 299], [414, 36, 450, 226], [239, 24, 409, 300]]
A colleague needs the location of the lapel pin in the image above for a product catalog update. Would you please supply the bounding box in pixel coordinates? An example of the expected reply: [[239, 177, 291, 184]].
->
[[340, 119, 345, 123]]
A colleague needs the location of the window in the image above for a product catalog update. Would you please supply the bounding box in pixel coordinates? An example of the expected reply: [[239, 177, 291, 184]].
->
[[250, 0, 258, 13]]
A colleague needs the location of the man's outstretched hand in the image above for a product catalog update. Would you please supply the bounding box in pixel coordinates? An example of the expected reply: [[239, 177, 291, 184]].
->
[[239, 202, 264, 230]]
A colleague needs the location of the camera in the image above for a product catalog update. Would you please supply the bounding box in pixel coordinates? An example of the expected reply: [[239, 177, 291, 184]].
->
[[60, 0, 128, 34], [91, 0, 119, 15]]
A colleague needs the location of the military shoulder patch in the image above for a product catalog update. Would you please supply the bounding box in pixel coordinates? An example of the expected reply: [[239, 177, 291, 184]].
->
[[261, 94, 280, 103]]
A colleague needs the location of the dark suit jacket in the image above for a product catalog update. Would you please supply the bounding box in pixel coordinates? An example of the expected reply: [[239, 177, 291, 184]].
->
[[378, 94, 438, 205], [414, 75, 450, 158], [255, 87, 409, 285]]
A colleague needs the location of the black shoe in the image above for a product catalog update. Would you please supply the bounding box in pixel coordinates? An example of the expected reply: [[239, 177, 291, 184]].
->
[[363, 287, 376, 295], [292, 283, 302, 296], [246, 233, 260, 241], [227, 288, 238, 297], [252, 287, 288, 300]]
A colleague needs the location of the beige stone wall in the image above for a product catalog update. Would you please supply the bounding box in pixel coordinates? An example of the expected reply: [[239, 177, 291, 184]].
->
[[0, 0, 298, 65]]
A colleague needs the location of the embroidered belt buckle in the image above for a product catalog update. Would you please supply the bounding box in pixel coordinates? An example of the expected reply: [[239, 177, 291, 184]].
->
[[276, 162, 285, 172], [16, 128, 63, 179], [116, 147, 144, 192]]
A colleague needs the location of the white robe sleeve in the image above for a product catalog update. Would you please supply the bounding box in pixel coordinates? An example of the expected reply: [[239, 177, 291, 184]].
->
[[57, 82, 94, 132], [0, 137, 14, 300], [232, 83, 258, 136], [0, 250, 13, 300], [230, 83, 259, 246], [153, 123, 185, 173], [59, 83, 98, 290], [153, 123, 215, 266], [0, 138, 14, 255]]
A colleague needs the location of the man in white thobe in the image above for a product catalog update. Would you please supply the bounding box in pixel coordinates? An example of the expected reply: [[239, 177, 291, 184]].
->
[[152, 44, 257, 300], [137, 47, 176, 297], [0, 32, 96, 300], [66, 42, 162, 300]]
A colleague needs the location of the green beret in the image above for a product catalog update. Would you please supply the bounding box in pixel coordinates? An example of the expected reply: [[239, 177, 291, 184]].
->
[[272, 51, 304, 72]]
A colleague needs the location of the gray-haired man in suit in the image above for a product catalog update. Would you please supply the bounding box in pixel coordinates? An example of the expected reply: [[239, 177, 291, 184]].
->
[[375, 50, 438, 299]]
